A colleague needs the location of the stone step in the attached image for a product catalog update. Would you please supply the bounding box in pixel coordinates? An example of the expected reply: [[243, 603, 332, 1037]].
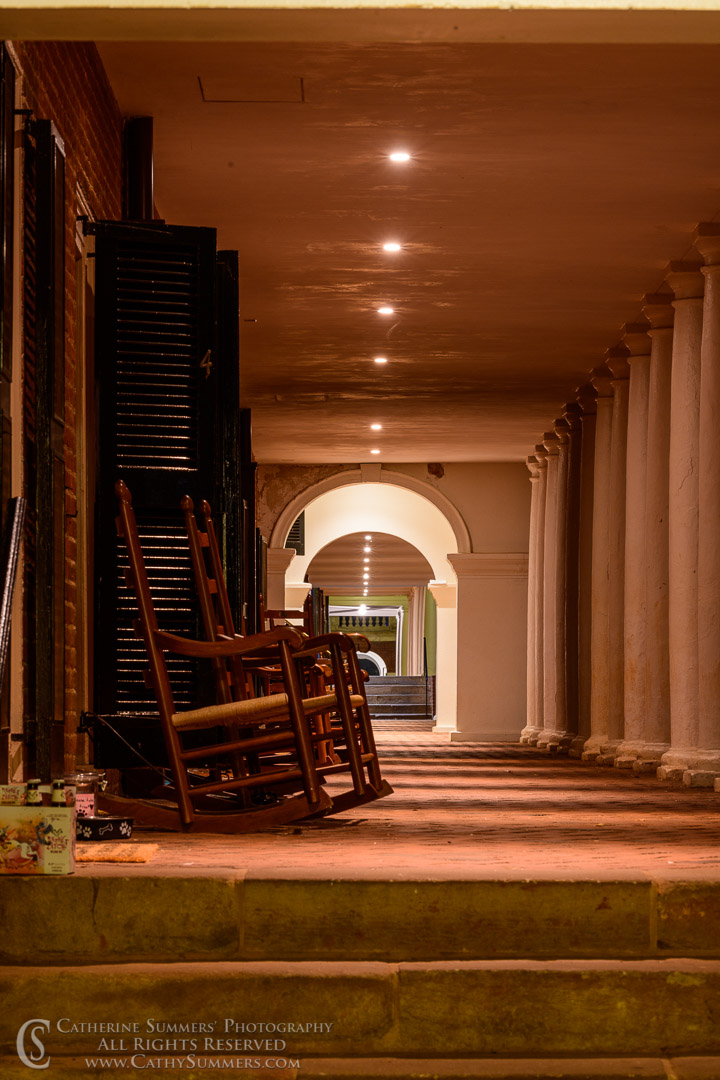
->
[[1, 1057, 719, 1080], [2, 876, 717, 966], [367, 677, 428, 686], [365, 688, 428, 699], [3, 960, 720, 1059], [369, 703, 429, 714]]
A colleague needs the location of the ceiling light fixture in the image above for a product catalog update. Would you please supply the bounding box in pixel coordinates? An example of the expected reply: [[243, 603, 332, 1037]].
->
[[365, 535, 372, 540], [370, 449, 381, 455], [383, 242, 401, 253], [363, 588, 368, 596], [370, 423, 382, 431], [364, 546, 371, 553], [377, 306, 394, 315], [364, 558, 370, 564], [389, 151, 410, 163], [373, 357, 388, 365]]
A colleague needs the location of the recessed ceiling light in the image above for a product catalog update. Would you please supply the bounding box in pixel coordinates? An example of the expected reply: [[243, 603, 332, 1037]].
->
[[364, 557, 370, 564], [389, 151, 410, 163], [370, 423, 382, 431], [373, 357, 388, 365], [383, 242, 401, 253], [365, 535, 372, 540], [370, 449, 381, 455], [363, 573, 369, 579], [364, 546, 371, 553], [363, 588, 368, 595], [377, 306, 394, 315]]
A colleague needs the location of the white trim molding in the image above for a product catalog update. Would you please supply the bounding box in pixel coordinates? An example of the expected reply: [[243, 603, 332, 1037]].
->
[[448, 552, 529, 578]]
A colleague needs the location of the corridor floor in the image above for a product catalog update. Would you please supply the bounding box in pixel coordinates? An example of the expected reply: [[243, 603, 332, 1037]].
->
[[79, 723, 720, 881]]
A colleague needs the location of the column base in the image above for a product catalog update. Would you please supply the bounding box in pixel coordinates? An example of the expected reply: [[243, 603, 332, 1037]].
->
[[580, 738, 603, 763], [536, 729, 574, 754], [519, 725, 542, 745], [660, 747, 720, 775], [595, 739, 622, 766], [567, 734, 588, 759], [614, 740, 670, 771], [683, 768, 720, 788]]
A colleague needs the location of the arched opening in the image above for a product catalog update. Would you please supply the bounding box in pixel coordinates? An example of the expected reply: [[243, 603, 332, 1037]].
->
[[267, 472, 464, 732]]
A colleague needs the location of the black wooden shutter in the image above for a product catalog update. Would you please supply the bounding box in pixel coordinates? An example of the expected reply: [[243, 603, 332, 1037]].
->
[[88, 221, 217, 732], [23, 119, 66, 781], [214, 250, 243, 626], [0, 47, 13, 780]]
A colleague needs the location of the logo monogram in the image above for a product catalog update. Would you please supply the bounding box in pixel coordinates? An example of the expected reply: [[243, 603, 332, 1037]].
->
[[16, 1019, 51, 1070]]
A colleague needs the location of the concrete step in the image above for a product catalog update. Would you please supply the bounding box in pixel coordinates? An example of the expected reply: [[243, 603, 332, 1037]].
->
[[1, 1058, 719, 1080], [3, 960, 720, 1060], [369, 704, 429, 715], [2, 876, 718, 966]]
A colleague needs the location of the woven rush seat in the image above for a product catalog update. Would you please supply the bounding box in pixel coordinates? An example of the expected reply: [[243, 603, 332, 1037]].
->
[[172, 692, 366, 731]]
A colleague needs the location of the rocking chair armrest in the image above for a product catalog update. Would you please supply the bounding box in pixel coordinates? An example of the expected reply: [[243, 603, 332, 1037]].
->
[[153, 626, 304, 658], [292, 632, 367, 657]]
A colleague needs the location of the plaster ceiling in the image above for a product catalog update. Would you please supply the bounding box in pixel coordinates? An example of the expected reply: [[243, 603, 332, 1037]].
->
[[306, 531, 433, 594], [96, 38, 720, 463]]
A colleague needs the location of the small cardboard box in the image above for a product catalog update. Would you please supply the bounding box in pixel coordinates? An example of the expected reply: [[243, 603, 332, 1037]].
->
[[0, 804, 75, 874]]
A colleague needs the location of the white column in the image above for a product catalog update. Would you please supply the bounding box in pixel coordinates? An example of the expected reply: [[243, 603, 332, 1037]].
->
[[521, 454, 543, 744], [428, 582, 457, 734], [583, 365, 614, 761], [689, 224, 720, 784], [569, 384, 596, 758], [266, 547, 296, 609], [407, 585, 427, 676], [659, 263, 705, 781], [616, 323, 652, 769], [524, 446, 548, 746], [538, 420, 571, 751], [447, 553, 529, 742], [633, 294, 674, 771], [596, 351, 630, 765], [563, 401, 583, 750], [541, 431, 560, 739]]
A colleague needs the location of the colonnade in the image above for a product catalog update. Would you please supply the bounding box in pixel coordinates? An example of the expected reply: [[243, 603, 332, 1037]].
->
[[522, 221, 720, 788]]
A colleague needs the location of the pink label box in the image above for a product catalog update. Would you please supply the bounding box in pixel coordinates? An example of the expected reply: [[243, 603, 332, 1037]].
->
[[0, 786, 76, 874]]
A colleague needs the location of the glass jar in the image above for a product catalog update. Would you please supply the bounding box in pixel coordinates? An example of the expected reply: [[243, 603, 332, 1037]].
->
[[64, 770, 106, 818]]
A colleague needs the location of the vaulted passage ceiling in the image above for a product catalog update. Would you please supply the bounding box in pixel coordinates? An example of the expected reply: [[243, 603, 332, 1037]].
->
[[97, 38, 720, 463]]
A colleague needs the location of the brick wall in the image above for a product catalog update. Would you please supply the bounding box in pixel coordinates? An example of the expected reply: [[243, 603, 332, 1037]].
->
[[11, 41, 123, 771]]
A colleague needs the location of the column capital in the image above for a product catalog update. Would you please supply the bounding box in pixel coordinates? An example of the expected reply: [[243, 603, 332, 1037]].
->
[[534, 444, 549, 466], [694, 222, 720, 267], [527, 455, 541, 479], [590, 365, 614, 397], [576, 383, 598, 415], [563, 400, 583, 429], [542, 430, 560, 454], [448, 552, 529, 578], [553, 416, 571, 444], [665, 260, 704, 300], [606, 350, 630, 380], [266, 546, 296, 575], [621, 321, 652, 358], [642, 292, 675, 330]]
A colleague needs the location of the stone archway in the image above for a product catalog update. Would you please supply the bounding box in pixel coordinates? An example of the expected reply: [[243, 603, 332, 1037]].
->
[[267, 467, 467, 733]]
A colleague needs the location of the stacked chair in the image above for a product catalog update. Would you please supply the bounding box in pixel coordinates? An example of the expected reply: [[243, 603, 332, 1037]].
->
[[97, 480, 390, 833], [183, 495, 392, 815]]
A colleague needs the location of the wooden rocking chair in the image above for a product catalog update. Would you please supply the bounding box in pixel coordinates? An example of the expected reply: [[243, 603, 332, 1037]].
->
[[96, 480, 337, 832], [183, 496, 392, 814]]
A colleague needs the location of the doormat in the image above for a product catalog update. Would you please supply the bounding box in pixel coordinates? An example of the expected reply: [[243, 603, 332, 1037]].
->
[[76, 843, 158, 863]]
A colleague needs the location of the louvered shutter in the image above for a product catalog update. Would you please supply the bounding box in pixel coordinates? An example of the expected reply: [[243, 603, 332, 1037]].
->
[[89, 221, 217, 732]]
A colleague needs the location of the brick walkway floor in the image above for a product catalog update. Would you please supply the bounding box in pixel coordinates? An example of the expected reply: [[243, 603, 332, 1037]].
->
[[78, 723, 720, 880]]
